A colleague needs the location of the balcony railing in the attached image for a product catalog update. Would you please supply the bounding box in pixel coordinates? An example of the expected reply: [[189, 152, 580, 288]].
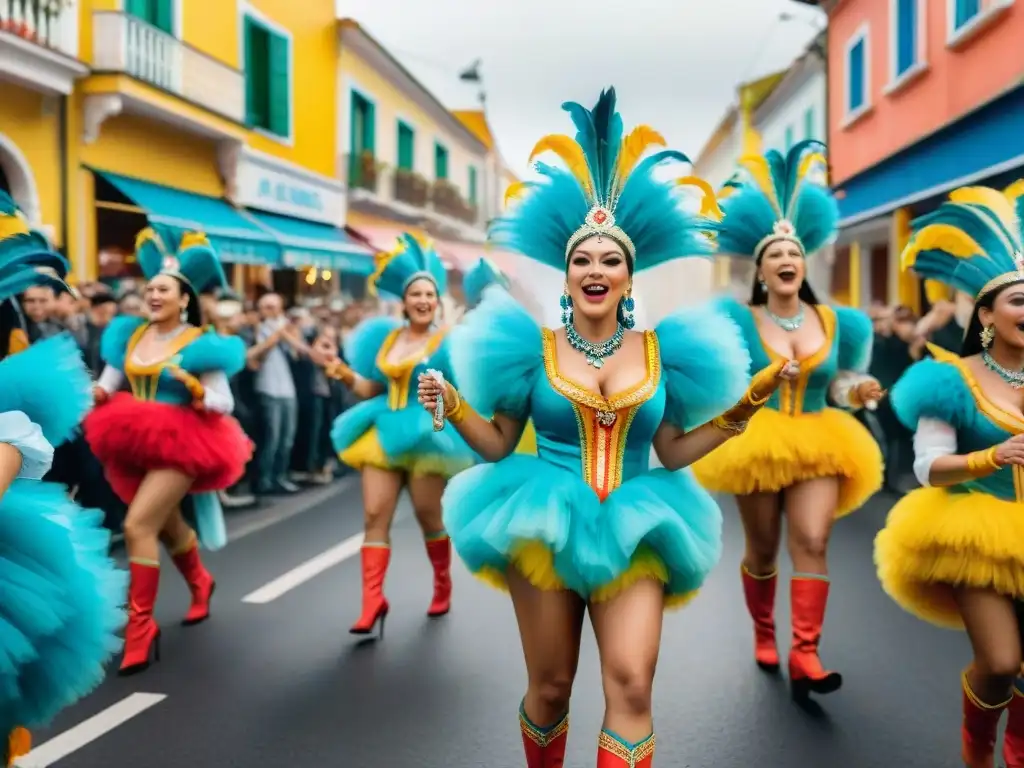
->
[[0, 0, 79, 57], [92, 11, 244, 123]]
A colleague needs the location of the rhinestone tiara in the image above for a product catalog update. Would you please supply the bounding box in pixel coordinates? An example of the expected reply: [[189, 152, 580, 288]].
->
[[565, 205, 636, 261]]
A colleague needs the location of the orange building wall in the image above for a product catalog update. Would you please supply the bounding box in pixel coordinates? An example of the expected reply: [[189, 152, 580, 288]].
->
[[828, 0, 1024, 185]]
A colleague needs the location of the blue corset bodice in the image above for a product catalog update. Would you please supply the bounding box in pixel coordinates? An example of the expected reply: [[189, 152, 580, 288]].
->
[[954, 414, 1022, 501], [373, 326, 453, 413], [529, 329, 663, 499]]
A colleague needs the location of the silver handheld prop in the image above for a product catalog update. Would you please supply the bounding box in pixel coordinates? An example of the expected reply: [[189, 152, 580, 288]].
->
[[426, 369, 446, 431]]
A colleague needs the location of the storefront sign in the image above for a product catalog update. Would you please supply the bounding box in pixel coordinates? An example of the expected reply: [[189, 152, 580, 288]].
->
[[231, 147, 346, 226]]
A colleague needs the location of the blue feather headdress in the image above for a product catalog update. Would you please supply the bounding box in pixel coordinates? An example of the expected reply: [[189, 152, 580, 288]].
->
[[708, 140, 837, 262], [463, 257, 509, 307], [901, 184, 1024, 302], [368, 233, 447, 300], [490, 88, 720, 272], [135, 226, 230, 294], [0, 191, 69, 302]]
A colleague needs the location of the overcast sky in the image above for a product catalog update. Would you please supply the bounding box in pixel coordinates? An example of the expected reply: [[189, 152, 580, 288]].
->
[[336, 0, 826, 176]]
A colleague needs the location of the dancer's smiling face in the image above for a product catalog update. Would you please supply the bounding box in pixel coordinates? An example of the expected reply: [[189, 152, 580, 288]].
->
[[145, 274, 189, 324], [979, 282, 1024, 351], [566, 235, 631, 324], [403, 277, 439, 330], [758, 239, 806, 300]]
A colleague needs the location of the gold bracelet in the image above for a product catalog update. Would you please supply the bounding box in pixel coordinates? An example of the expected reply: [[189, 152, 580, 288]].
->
[[744, 388, 771, 407], [965, 447, 1001, 477], [712, 414, 748, 434], [443, 387, 466, 424]]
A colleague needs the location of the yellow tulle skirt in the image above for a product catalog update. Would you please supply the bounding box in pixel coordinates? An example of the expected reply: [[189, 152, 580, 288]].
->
[[874, 487, 1024, 629], [691, 406, 883, 518], [338, 427, 471, 479]]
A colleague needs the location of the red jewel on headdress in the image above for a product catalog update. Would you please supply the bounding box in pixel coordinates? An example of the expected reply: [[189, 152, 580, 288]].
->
[[162, 256, 179, 272], [593, 209, 608, 224]]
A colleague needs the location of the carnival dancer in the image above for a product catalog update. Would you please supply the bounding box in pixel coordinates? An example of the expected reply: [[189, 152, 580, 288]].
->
[[328, 235, 476, 637], [84, 228, 250, 675], [691, 140, 884, 701], [417, 88, 795, 768], [0, 194, 125, 765], [462, 257, 537, 456], [874, 184, 1024, 768]]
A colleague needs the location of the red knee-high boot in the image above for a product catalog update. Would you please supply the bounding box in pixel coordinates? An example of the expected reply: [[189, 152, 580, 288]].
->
[[789, 576, 842, 700], [741, 565, 779, 671], [349, 545, 390, 637], [119, 561, 161, 675], [519, 702, 568, 767], [5, 727, 30, 767], [596, 730, 655, 767], [171, 537, 215, 625], [425, 535, 452, 617], [1003, 685, 1024, 767], [962, 670, 1011, 768]]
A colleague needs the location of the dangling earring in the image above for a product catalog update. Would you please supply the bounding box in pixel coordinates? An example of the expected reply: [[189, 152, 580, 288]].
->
[[560, 286, 573, 325], [620, 290, 636, 330], [180, 305, 188, 324], [759, 277, 767, 291], [981, 325, 995, 349]]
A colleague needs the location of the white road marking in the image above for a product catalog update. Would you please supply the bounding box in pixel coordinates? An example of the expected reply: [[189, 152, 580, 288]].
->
[[16, 693, 167, 766], [241, 533, 365, 605]]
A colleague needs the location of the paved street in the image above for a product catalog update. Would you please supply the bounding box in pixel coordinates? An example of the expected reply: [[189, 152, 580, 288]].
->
[[18, 480, 973, 767]]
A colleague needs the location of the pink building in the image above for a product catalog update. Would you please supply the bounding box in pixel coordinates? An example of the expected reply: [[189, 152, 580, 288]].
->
[[811, 0, 1024, 310]]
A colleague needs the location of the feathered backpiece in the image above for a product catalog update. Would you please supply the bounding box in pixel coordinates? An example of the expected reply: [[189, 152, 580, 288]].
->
[[135, 226, 229, 293], [901, 184, 1024, 302], [463, 257, 509, 308], [491, 87, 720, 272], [707, 139, 837, 262], [0, 191, 69, 303], [367, 233, 448, 300]]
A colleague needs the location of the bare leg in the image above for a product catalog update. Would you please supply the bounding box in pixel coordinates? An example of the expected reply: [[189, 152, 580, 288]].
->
[[508, 566, 585, 767], [955, 587, 1021, 766], [784, 477, 839, 577], [350, 466, 404, 635], [408, 474, 451, 617], [591, 578, 662, 764], [737, 492, 783, 671]]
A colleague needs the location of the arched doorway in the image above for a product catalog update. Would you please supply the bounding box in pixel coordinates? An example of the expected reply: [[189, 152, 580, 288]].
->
[[0, 133, 41, 226]]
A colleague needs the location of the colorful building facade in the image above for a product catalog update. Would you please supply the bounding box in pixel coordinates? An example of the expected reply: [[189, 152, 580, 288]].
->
[[818, 0, 1024, 311]]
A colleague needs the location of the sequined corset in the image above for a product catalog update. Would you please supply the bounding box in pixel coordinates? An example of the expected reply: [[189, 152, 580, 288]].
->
[[529, 329, 664, 500]]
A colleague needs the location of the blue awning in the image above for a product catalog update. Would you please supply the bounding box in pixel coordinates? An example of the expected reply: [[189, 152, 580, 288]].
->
[[245, 209, 375, 275], [94, 170, 281, 265]]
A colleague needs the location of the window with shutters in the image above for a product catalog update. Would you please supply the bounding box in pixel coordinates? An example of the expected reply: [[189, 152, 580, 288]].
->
[[843, 25, 871, 123], [434, 142, 448, 180], [397, 121, 414, 171], [126, 0, 174, 35], [243, 14, 291, 140], [953, 0, 980, 29], [468, 166, 478, 206]]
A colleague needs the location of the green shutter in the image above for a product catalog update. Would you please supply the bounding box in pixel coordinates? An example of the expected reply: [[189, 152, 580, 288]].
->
[[125, 0, 148, 21], [397, 122, 414, 171], [468, 166, 477, 204], [153, 0, 173, 34], [804, 107, 815, 140], [267, 31, 290, 138], [435, 143, 448, 180], [243, 18, 257, 126], [363, 100, 375, 154]]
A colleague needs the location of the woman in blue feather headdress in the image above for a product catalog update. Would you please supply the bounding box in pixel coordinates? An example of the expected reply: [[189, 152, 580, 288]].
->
[[82, 227, 251, 676], [874, 184, 1024, 767], [327, 234, 476, 638], [691, 141, 884, 703], [0, 193, 125, 766], [416, 88, 795, 768]]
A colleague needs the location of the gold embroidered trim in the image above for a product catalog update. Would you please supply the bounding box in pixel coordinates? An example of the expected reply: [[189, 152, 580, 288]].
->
[[124, 323, 204, 401], [754, 305, 836, 416], [377, 327, 447, 410], [519, 711, 569, 747], [597, 731, 656, 765]]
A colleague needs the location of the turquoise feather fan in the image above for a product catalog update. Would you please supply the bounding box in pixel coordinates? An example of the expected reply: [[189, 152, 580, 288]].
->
[[491, 88, 718, 273], [463, 257, 509, 308]]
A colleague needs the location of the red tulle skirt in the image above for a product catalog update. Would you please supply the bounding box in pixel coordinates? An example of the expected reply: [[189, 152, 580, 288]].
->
[[83, 393, 253, 503]]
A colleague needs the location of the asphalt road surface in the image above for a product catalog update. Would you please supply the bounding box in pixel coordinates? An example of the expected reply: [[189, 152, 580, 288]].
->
[[17, 480, 976, 768]]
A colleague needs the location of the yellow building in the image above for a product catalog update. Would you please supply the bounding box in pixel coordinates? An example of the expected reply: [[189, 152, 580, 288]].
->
[[66, 0, 371, 292], [0, 1, 87, 247], [337, 19, 495, 277]]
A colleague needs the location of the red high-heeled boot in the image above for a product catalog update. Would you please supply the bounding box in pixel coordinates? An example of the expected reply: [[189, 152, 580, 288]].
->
[[596, 730, 655, 767], [788, 576, 841, 700], [171, 539, 216, 626], [1003, 686, 1024, 767], [962, 670, 1011, 768], [741, 565, 779, 671], [519, 703, 568, 767], [349, 545, 389, 637], [425, 535, 452, 618], [119, 561, 161, 676]]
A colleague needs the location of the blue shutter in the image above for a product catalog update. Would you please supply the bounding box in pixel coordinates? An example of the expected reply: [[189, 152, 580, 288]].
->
[[955, 0, 980, 29], [896, 0, 916, 75], [848, 39, 865, 112], [267, 31, 290, 138]]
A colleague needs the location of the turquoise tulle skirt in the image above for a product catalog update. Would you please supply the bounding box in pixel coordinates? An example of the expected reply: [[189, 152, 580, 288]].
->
[[331, 396, 477, 478], [443, 455, 723, 608], [0, 481, 125, 731]]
